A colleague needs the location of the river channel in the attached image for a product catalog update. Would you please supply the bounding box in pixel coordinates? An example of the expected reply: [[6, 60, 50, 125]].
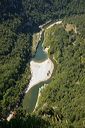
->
[[23, 33, 50, 112], [22, 20, 61, 113]]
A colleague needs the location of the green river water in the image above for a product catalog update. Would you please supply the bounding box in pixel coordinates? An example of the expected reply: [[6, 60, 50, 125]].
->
[[23, 39, 49, 113], [22, 20, 57, 113]]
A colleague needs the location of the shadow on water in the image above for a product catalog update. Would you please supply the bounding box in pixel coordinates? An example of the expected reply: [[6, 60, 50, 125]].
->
[[23, 23, 54, 113], [23, 35, 52, 113], [32, 42, 48, 62], [23, 79, 51, 113], [23, 83, 43, 113]]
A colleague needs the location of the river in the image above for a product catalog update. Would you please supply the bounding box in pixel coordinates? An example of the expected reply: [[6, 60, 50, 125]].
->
[[23, 38, 50, 112], [23, 20, 62, 113]]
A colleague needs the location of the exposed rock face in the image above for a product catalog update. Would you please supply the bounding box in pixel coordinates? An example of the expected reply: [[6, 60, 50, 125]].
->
[[65, 24, 77, 33]]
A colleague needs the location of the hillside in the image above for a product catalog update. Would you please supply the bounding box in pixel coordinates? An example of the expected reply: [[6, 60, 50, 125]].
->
[[34, 15, 85, 127], [0, 0, 85, 128]]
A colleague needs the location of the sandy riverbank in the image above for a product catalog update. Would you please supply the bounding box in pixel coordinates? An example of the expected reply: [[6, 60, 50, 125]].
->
[[25, 58, 54, 93], [25, 22, 63, 93], [46, 21, 62, 29]]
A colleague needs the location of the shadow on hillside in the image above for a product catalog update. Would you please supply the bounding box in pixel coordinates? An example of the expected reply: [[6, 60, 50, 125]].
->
[[0, 114, 50, 128]]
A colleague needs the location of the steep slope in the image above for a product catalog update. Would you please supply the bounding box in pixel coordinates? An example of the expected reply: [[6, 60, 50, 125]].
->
[[34, 15, 85, 128], [0, 0, 85, 127]]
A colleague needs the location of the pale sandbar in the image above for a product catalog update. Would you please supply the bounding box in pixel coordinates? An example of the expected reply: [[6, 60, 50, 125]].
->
[[25, 58, 54, 93]]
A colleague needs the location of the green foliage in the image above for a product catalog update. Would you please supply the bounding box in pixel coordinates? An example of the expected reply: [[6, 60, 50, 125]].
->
[[0, 115, 49, 128], [0, 17, 32, 116], [1, 0, 85, 25], [63, 15, 85, 38], [22, 0, 85, 23], [35, 15, 85, 127], [0, 0, 85, 127]]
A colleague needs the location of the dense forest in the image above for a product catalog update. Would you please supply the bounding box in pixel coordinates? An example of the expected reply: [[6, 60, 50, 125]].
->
[[0, 0, 85, 128], [34, 15, 85, 127]]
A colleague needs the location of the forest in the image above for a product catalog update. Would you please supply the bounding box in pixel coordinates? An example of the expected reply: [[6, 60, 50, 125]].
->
[[34, 14, 85, 127], [0, 0, 85, 128]]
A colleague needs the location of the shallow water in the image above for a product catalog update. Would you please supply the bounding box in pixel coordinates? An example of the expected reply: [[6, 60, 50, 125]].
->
[[23, 38, 48, 113], [23, 83, 43, 112], [23, 20, 62, 113], [32, 42, 47, 62]]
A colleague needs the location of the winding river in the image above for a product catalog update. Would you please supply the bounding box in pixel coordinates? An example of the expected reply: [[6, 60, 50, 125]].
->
[[23, 39, 51, 112], [23, 21, 61, 112]]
